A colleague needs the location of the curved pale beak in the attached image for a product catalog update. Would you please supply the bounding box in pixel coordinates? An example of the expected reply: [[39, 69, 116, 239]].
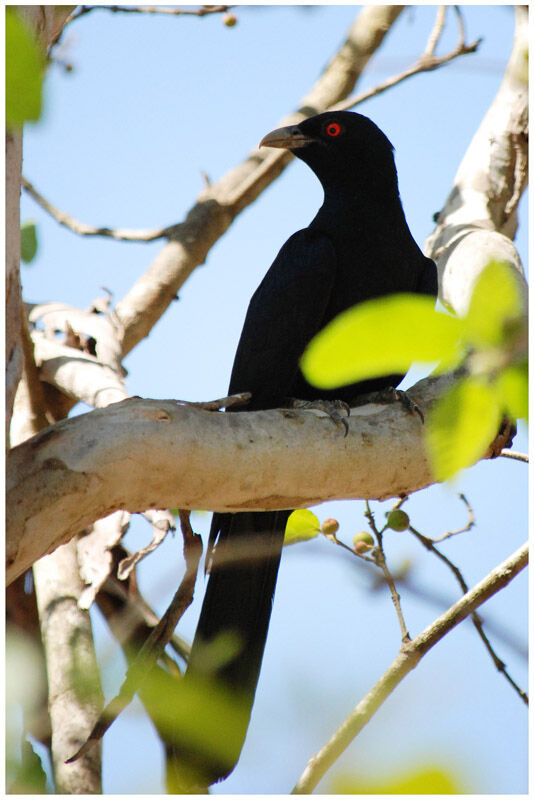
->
[[259, 124, 314, 150]]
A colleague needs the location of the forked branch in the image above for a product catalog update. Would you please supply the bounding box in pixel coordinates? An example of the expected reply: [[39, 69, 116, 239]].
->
[[292, 541, 528, 794]]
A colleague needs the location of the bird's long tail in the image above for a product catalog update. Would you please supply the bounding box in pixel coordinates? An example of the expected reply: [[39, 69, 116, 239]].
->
[[167, 509, 289, 789]]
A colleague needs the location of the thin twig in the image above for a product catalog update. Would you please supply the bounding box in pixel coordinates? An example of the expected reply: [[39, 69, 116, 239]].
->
[[292, 542, 528, 794], [432, 492, 475, 543], [66, 512, 202, 763], [499, 448, 528, 463], [227, 9, 482, 212], [453, 4, 467, 51], [67, 5, 231, 24], [410, 524, 528, 705], [323, 517, 527, 660], [96, 545, 191, 664], [21, 177, 170, 242], [423, 6, 447, 58], [25, 9, 481, 243], [365, 502, 410, 642], [331, 8, 480, 114]]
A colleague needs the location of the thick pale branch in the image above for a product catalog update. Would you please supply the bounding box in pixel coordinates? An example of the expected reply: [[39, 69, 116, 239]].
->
[[426, 5, 528, 315], [9, 370, 511, 585], [32, 335, 127, 408], [292, 540, 528, 794], [33, 539, 104, 793]]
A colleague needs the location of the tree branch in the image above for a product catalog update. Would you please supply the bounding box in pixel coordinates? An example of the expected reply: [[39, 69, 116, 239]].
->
[[425, 5, 528, 315], [66, 512, 203, 764], [21, 177, 171, 241], [6, 370, 513, 586], [409, 523, 527, 704], [332, 5, 480, 114], [114, 5, 406, 356], [292, 541, 528, 794], [499, 448, 528, 463], [10, 299, 105, 796], [67, 5, 232, 24], [33, 539, 104, 793]]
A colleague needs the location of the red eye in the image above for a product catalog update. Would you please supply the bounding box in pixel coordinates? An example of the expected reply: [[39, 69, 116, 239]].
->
[[326, 122, 342, 137]]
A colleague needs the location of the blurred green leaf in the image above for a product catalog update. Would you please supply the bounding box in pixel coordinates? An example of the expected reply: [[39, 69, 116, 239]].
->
[[465, 260, 524, 347], [301, 295, 463, 389], [140, 667, 249, 777], [426, 377, 501, 481], [8, 740, 48, 794], [188, 630, 242, 675], [6, 9, 46, 127], [21, 221, 38, 264], [284, 509, 320, 545], [495, 362, 528, 421], [330, 765, 463, 794]]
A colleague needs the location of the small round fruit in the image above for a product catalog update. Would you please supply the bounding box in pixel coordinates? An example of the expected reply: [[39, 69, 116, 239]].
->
[[321, 518, 340, 536], [386, 509, 410, 531], [223, 13, 237, 27], [353, 531, 374, 553]]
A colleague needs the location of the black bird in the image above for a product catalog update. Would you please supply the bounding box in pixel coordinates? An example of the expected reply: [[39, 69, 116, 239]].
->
[[171, 111, 437, 788]]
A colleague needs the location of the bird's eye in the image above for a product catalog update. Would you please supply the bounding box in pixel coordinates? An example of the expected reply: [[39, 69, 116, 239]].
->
[[325, 122, 342, 137]]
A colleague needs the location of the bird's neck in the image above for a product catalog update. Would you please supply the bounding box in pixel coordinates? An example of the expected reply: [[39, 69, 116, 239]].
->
[[312, 179, 406, 230]]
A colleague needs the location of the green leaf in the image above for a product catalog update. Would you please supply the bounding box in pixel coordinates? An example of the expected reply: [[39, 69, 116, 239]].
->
[[465, 260, 524, 347], [284, 509, 320, 545], [425, 377, 501, 481], [301, 294, 464, 389], [494, 362, 528, 421], [140, 667, 250, 782], [6, 10, 45, 127], [330, 765, 463, 794], [21, 221, 38, 264], [7, 741, 48, 794]]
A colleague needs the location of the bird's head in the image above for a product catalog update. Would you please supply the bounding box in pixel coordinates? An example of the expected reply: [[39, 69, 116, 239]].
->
[[260, 111, 397, 195]]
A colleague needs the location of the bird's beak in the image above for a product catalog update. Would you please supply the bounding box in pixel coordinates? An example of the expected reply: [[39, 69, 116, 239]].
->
[[259, 124, 314, 150]]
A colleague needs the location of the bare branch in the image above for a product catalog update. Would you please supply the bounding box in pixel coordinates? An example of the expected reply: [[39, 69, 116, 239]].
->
[[332, 6, 481, 114], [67, 5, 232, 24], [365, 502, 410, 642], [432, 492, 475, 543], [66, 511, 203, 763], [425, 5, 528, 315], [95, 545, 191, 664], [114, 5, 406, 356], [499, 448, 528, 463], [409, 524, 527, 705], [422, 6, 447, 58], [292, 541, 528, 794], [7, 372, 512, 585], [77, 512, 131, 610], [117, 509, 176, 580], [33, 539, 104, 792], [21, 177, 170, 242]]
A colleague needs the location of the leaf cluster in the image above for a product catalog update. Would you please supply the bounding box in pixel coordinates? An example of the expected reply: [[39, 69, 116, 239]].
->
[[302, 261, 527, 479]]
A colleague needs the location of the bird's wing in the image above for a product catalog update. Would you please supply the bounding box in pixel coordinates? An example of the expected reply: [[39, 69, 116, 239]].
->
[[228, 228, 337, 408]]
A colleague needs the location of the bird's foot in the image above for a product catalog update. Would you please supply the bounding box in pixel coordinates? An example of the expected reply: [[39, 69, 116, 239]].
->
[[366, 387, 424, 424], [288, 398, 351, 437]]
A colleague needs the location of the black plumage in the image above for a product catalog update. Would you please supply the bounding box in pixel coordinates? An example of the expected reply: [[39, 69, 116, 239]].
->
[[172, 111, 437, 787]]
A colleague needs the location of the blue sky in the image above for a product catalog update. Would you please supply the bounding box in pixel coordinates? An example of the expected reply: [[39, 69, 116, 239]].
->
[[19, 5, 527, 794]]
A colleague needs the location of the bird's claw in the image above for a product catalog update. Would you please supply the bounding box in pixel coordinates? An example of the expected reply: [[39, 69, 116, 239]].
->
[[372, 387, 424, 423], [288, 398, 351, 437]]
